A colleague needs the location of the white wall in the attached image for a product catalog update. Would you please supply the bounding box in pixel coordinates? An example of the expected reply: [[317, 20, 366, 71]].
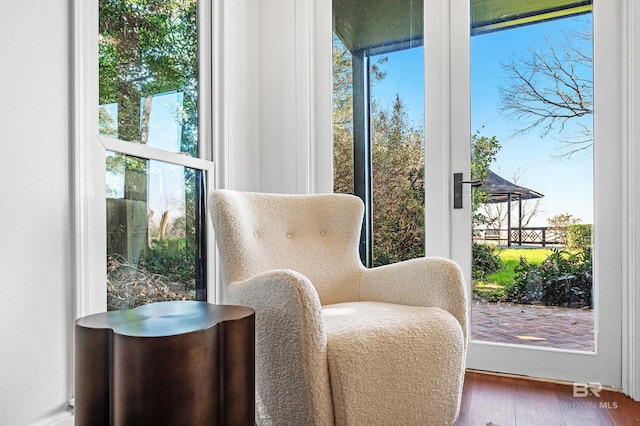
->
[[258, 0, 299, 193], [223, 0, 315, 195], [255, 0, 333, 195], [223, 0, 261, 192], [0, 1, 73, 425]]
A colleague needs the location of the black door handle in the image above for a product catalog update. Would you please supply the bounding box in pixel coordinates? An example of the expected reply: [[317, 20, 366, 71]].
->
[[453, 172, 482, 209]]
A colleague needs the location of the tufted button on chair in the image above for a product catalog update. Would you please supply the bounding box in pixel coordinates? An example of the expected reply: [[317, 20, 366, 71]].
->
[[209, 190, 468, 426]]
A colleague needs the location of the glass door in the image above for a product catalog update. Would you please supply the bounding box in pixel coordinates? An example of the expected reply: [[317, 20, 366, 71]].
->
[[470, 9, 594, 351], [451, 0, 622, 387], [331, 0, 622, 389]]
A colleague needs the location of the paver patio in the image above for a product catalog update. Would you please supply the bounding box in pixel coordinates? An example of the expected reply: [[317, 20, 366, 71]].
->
[[471, 301, 595, 352]]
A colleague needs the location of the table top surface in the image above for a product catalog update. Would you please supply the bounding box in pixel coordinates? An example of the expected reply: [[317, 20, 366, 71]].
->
[[75, 301, 254, 337]]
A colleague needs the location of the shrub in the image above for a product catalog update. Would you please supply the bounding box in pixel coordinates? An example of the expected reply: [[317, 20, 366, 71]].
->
[[567, 224, 592, 251], [508, 248, 592, 308], [540, 249, 592, 308], [139, 237, 196, 289], [472, 242, 502, 280], [548, 213, 580, 246], [504, 256, 542, 303]]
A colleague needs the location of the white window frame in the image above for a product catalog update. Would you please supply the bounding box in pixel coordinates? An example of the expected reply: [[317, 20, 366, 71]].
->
[[72, 0, 218, 320], [621, 0, 640, 402]]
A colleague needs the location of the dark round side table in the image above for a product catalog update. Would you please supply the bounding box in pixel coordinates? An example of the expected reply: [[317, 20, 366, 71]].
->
[[75, 301, 255, 425]]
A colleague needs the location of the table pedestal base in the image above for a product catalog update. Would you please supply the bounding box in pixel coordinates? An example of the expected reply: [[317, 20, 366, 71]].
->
[[75, 301, 255, 425]]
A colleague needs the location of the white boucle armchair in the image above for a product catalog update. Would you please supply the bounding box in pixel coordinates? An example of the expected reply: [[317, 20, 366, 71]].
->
[[209, 190, 468, 426]]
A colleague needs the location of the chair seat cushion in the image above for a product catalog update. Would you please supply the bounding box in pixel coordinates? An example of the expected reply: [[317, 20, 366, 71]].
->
[[322, 301, 465, 426]]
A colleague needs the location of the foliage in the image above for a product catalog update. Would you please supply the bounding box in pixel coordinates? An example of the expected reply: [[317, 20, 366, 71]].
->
[[99, 0, 198, 153], [567, 224, 592, 251], [107, 254, 190, 311], [548, 213, 580, 246], [472, 248, 592, 307], [548, 212, 580, 228], [472, 242, 502, 280], [506, 248, 592, 308], [370, 95, 425, 266], [471, 133, 501, 214], [333, 36, 424, 266], [100, 0, 201, 298], [332, 34, 388, 195], [331, 37, 503, 268], [503, 256, 543, 303], [332, 36, 355, 194], [470, 133, 502, 234], [484, 248, 552, 288], [139, 237, 196, 289]]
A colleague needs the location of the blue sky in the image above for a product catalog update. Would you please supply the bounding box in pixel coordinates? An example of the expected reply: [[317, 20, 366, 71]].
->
[[370, 14, 593, 227]]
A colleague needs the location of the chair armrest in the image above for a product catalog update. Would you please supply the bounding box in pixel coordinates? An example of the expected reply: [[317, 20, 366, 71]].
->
[[226, 269, 334, 426], [359, 257, 468, 342]]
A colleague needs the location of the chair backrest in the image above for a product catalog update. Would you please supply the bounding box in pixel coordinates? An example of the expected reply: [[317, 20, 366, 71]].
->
[[209, 190, 365, 305]]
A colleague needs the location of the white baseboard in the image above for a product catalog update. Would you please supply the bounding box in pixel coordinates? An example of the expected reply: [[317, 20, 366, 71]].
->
[[31, 412, 73, 426]]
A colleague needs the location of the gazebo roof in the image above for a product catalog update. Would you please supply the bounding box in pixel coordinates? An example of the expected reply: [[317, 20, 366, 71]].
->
[[478, 170, 544, 203]]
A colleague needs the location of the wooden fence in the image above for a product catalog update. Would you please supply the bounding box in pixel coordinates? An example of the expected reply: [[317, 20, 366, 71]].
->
[[475, 227, 565, 247]]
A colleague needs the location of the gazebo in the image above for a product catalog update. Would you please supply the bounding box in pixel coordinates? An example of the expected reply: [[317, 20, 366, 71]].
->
[[477, 170, 544, 247]]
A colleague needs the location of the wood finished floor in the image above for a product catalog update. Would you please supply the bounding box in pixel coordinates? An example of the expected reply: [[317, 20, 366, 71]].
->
[[453, 371, 640, 426]]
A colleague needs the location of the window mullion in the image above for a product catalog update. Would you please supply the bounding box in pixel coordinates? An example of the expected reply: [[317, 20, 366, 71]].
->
[[352, 50, 373, 267]]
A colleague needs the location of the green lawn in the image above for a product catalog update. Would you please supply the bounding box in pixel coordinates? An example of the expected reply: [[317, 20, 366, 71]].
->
[[497, 248, 554, 264], [487, 248, 552, 286], [486, 248, 554, 285], [474, 248, 555, 300]]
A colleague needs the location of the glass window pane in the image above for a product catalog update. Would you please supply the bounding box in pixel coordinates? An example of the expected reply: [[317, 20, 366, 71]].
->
[[370, 48, 425, 266], [106, 152, 206, 310], [470, 11, 594, 351], [98, 0, 199, 156], [332, 35, 355, 195], [333, 0, 425, 267]]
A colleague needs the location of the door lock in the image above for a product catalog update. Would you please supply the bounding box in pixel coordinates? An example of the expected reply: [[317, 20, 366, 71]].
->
[[453, 172, 482, 209]]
